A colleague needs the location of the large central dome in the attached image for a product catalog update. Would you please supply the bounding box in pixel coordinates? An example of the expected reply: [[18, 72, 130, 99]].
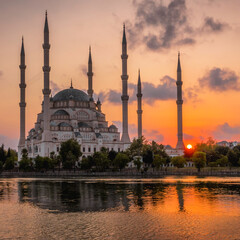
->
[[53, 88, 90, 102]]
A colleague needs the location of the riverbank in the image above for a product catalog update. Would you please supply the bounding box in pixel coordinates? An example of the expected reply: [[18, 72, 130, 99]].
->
[[1, 168, 240, 178]]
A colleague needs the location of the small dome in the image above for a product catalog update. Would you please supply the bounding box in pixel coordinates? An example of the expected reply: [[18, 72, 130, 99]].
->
[[53, 110, 69, 116], [53, 88, 89, 102], [109, 124, 117, 129]]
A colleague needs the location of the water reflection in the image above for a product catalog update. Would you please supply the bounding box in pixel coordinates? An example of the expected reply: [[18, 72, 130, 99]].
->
[[3, 178, 237, 213], [1, 178, 240, 240]]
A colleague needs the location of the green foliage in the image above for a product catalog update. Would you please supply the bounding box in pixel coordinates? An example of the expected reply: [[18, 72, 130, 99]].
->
[[133, 157, 142, 171], [4, 156, 17, 170], [193, 151, 206, 172], [81, 156, 92, 170], [171, 156, 186, 168], [126, 136, 146, 159], [59, 139, 82, 169], [0, 161, 3, 171], [0, 144, 6, 164], [35, 156, 54, 171], [227, 150, 239, 167], [215, 146, 229, 156], [195, 137, 216, 153], [153, 155, 166, 170], [108, 150, 118, 162], [19, 158, 32, 171], [143, 148, 153, 166], [93, 152, 110, 171], [21, 148, 28, 159], [113, 153, 129, 170], [216, 156, 228, 167]]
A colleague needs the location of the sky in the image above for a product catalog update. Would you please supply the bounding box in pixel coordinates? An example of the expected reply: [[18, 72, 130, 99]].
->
[[0, 0, 240, 150]]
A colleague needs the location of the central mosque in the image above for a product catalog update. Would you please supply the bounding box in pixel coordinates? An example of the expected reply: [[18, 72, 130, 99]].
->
[[18, 12, 137, 160], [18, 12, 184, 160]]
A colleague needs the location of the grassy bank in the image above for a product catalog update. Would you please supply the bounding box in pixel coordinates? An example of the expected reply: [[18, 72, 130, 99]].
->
[[1, 167, 240, 178]]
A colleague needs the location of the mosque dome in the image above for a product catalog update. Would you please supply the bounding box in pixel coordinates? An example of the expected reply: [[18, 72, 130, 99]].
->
[[53, 88, 89, 102]]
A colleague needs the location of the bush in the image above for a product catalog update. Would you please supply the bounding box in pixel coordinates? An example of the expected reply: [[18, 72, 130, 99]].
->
[[19, 158, 32, 171], [4, 156, 16, 170], [193, 151, 206, 172], [171, 156, 186, 168], [113, 153, 129, 170]]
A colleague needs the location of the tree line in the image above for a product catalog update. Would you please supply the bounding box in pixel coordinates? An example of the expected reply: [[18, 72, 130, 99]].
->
[[2, 137, 240, 172]]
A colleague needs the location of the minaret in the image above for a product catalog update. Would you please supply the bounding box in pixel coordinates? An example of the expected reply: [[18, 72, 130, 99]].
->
[[42, 11, 51, 146], [87, 46, 94, 100], [137, 69, 142, 139], [176, 52, 184, 149], [121, 24, 130, 143], [19, 37, 26, 147]]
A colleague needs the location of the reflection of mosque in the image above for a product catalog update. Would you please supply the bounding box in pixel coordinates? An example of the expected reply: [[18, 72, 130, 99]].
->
[[9, 180, 240, 213]]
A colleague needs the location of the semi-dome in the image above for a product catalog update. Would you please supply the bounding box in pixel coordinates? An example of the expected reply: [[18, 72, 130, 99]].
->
[[53, 88, 89, 102], [109, 124, 117, 129]]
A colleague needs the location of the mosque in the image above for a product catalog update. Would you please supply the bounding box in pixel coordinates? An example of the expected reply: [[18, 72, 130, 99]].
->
[[18, 12, 184, 160]]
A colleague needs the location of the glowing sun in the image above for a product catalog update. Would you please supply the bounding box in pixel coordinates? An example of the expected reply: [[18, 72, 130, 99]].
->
[[187, 144, 193, 149]]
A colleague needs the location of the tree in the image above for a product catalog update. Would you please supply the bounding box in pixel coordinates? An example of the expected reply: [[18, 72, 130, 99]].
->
[[81, 156, 92, 170], [0, 161, 3, 171], [143, 148, 153, 166], [113, 153, 129, 170], [126, 136, 147, 159], [215, 146, 229, 156], [59, 139, 82, 169], [4, 156, 17, 170], [134, 157, 142, 171], [153, 155, 166, 170], [193, 151, 206, 172], [108, 150, 117, 162], [171, 156, 186, 168], [0, 144, 6, 164], [227, 150, 239, 167], [19, 148, 32, 171], [93, 152, 110, 171], [216, 156, 228, 167], [35, 155, 44, 171]]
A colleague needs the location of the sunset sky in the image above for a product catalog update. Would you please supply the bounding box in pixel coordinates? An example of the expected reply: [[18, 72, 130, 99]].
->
[[1, 0, 240, 149]]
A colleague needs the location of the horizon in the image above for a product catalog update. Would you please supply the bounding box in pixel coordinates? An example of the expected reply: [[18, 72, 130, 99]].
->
[[1, 0, 240, 150]]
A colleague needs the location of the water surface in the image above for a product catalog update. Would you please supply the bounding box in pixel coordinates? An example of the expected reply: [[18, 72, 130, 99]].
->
[[0, 177, 240, 240]]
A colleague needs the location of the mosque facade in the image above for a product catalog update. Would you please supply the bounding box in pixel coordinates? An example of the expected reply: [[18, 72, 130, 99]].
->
[[18, 13, 134, 160]]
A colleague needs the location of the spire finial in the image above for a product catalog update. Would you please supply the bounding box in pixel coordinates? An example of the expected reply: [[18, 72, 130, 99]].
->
[[70, 79, 73, 88], [88, 45, 92, 64], [44, 11, 49, 33], [177, 51, 181, 72], [122, 23, 126, 45], [138, 69, 141, 85], [21, 36, 25, 56]]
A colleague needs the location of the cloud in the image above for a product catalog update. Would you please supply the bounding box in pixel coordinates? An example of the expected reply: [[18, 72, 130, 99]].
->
[[112, 121, 164, 142], [0, 71, 3, 78], [0, 135, 18, 150], [199, 67, 240, 91], [142, 75, 176, 103], [183, 133, 194, 140], [51, 81, 61, 96], [213, 122, 240, 141], [80, 64, 87, 76], [202, 17, 228, 32], [127, 0, 229, 51], [97, 75, 177, 105]]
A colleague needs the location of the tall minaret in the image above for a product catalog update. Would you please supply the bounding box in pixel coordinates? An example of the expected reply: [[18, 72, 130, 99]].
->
[[176, 52, 184, 149], [42, 11, 51, 145], [121, 24, 130, 143], [87, 46, 93, 100], [19, 37, 26, 147], [137, 69, 142, 139]]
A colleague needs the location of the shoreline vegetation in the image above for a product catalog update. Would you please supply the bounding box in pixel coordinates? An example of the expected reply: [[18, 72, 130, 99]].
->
[[2, 137, 240, 178], [1, 167, 240, 178]]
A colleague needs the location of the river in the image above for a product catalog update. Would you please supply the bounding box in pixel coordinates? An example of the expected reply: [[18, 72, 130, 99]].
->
[[0, 177, 240, 240]]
